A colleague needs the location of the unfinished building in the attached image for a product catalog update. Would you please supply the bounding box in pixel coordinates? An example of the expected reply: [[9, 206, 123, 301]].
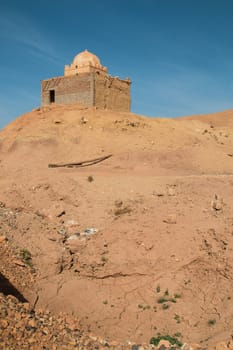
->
[[41, 50, 131, 112]]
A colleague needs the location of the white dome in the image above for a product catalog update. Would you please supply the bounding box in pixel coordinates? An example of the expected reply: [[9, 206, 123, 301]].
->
[[73, 49, 101, 67]]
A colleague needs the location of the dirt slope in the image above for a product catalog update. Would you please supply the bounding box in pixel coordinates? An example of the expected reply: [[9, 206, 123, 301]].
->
[[1, 104, 233, 349]]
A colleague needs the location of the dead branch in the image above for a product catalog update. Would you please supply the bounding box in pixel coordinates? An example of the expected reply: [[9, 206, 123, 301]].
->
[[48, 154, 112, 168]]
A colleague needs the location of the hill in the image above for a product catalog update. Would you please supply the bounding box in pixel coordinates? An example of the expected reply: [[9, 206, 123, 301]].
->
[[1, 104, 233, 349]]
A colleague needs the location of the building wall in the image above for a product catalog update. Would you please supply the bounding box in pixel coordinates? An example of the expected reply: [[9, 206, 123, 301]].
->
[[41, 74, 94, 106], [94, 73, 131, 112], [41, 72, 131, 112]]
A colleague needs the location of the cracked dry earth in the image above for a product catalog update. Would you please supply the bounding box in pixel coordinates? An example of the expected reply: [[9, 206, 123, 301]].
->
[[1, 104, 233, 349]]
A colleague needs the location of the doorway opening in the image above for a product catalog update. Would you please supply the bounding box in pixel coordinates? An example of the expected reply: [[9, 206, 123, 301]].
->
[[49, 90, 55, 103]]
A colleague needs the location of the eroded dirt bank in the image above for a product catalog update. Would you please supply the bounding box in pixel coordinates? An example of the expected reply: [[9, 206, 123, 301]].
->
[[1, 104, 233, 349]]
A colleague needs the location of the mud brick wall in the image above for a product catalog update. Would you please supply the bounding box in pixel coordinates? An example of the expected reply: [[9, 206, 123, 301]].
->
[[94, 74, 131, 112], [41, 74, 94, 106]]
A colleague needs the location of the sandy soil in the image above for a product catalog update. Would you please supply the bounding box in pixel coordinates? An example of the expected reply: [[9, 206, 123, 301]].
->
[[1, 104, 233, 349]]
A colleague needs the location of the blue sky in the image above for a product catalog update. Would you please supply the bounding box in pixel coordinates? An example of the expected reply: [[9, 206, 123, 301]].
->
[[0, 0, 233, 129]]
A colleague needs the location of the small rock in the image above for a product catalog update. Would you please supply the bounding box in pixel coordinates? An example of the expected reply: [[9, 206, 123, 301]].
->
[[80, 117, 88, 124], [158, 339, 171, 348], [65, 220, 79, 227], [132, 345, 142, 350], [115, 200, 123, 208], [57, 228, 67, 235], [85, 227, 98, 235], [163, 214, 177, 224], [66, 235, 86, 253], [167, 187, 176, 196], [0, 319, 8, 328], [211, 195, 223, 211], [28, 319, 36, 328], [0, 235, 6, 243], [67, 234, 80, 241], [212, 200, 222, 210]]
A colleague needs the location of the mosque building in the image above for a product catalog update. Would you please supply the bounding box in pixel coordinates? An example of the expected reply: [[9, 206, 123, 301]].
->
[[41, 50, 131, 112]]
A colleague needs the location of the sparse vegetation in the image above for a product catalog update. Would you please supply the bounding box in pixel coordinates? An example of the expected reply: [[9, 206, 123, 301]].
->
[[208, 319, 216, 326], [137, 304, 150, 310], [156, 284, 161, 293], [150, 333, 183, 347], [170, 298, 177, 303], [20, 249, 33, 268], [114, 206, 131, 216], [102, 300, 108, 305], [157, 297, 168, 304], [87, 175, 94, 182], [174, 314, 181, 323], [174, 293, 181, 299], [101, 256, 108, 263], [157, 289, 181, 309]]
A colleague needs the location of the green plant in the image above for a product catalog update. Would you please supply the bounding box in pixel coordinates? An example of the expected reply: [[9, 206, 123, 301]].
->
[[208, 319, 216, 326], [156, 284, 161, 293], [150, 333, 183, 347], [20, 249, 33, 268], [164, 288, 169, 296], [87, 175, 94, 182], [174, 293, 181, 299], [170, 298, 177, 303], [101, 256, 108, 263], [174, 332, 182, 339], [137, 304, 150, 310], [174, 314, 181, 324], [157, 297, 168, 304]]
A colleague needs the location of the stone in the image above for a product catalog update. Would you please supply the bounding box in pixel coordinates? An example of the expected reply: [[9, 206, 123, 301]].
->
[[167, 187, 176, 196], [66, 235, 86, 253], [158, 345, 167, 350], [163, 214, 177, 224], [132, 345, 142, 350], [0, 319, 8, 328], [212, 199, 222, 211], [115, 200, 123, 208], [0, 235, 6, 243], [28, 319, 36, 328], [80, 117, 88, 124], [158, 340, 171, 348], [211, 194, 223, 211]]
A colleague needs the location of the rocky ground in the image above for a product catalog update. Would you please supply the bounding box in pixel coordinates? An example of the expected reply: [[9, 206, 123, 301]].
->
[[1, 104, 233, 349]]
